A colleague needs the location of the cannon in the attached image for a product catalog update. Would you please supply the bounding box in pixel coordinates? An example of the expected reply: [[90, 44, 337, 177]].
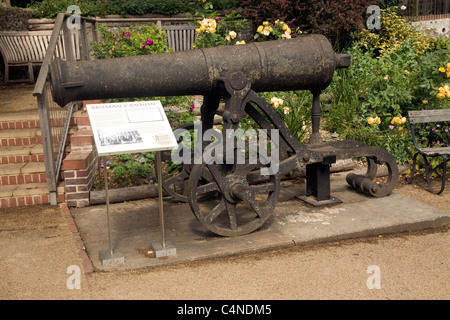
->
[[50, 34, 398, 237]]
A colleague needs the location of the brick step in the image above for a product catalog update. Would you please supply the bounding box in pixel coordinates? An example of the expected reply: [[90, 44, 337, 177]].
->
[[0, 182, 65, 208], [0, 127, 78, 147], [0, 162, 47, 186], [0, 145, 44, 164], [0, 127, 42, 146]]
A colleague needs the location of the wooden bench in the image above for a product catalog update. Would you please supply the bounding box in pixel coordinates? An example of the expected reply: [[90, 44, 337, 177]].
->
[[164, 25, 196, 51], [407, 108, 450, 194], [0, 30, 80, 83]]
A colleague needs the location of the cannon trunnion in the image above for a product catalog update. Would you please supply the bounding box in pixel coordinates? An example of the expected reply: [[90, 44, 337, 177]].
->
[[49, 34, 398, 237]]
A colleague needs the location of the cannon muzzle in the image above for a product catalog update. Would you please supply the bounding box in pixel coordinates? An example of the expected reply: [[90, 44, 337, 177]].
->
[[50, 34, 350, 107]]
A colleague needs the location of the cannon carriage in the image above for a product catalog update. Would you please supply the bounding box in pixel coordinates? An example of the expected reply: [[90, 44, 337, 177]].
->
[[49, 34, 398, 237]]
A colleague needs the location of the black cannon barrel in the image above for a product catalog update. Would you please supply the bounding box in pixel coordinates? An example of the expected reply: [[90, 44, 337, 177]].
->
[[50, 34, 350, 107]]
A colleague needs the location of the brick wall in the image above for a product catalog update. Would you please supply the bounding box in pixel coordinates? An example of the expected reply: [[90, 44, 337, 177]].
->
[[62, 106, 99, 207]]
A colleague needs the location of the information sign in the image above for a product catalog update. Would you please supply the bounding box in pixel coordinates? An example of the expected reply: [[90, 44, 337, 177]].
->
[[86, 100, 178, 156]]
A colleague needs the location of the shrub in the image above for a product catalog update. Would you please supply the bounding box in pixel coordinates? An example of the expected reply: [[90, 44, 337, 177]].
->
[[110, 0, 191, 16], [240, 0, 377, 45], [91, 23, 170, 59], [30, 0, 115, 18], [253, 19, 302, 41], [192, 7, 248, 48], [355, 6, 435, 56]]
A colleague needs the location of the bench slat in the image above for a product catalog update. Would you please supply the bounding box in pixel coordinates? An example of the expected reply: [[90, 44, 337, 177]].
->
[[418, 146, 450, 156], [408, 109, 450, 124]]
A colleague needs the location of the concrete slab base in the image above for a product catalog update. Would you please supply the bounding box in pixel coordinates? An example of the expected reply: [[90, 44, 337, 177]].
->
[[71, 174, 450, 271], [151, 240, 177, 258], [99, 249, 125, 267]]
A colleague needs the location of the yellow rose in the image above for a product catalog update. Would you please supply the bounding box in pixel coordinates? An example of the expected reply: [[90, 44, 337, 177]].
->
[[282, 32, 291, 39], [257, 25, 264, 33], [367, 116, 380, 125], [271, 97, 283, 108], [437, 92, 445, 99], [439, 67, 446, 73], [263, 21, 269, 25], [282, 24, 288, 31], [447, 62, 450, 71], [391, 116, 401, 125], [283, 106, 290, 115]]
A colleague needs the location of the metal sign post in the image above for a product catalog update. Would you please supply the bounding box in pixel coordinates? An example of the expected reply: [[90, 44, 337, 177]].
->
[[98, 156, 125, 266], [151, 151, 176, 258]]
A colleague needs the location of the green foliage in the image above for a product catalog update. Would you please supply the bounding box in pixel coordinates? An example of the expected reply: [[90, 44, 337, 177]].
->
[[110, 0, 190, 16], [324, 8, 450, 165], [253, 20, 303, 41], [106, 154, 154, 186], [257, 91, 312, 144], [91, 24, 170, 59], [355, 6, 435, 56], [29, 0, 238, 18], [29, 0, 114, 18], [192, 8, 248, 48]]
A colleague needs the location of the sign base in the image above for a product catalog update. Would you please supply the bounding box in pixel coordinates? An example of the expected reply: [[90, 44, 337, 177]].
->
[[99, 250, 125, 267], [151, 240, 176, 258]]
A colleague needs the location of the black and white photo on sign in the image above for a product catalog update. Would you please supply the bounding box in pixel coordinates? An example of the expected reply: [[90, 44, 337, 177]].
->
[[97, 127, 143, 146]]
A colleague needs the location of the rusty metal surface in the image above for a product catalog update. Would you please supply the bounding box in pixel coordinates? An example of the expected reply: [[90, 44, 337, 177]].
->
[[49, 34, 399, 237], [50, 34, 346, 107]]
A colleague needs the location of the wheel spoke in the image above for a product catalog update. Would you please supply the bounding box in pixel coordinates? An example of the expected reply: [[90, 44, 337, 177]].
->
[[164, 171, 187, 185], [225, 201, 238, 230], [205, 199, 226, 224], [196, 181, 220, 195]]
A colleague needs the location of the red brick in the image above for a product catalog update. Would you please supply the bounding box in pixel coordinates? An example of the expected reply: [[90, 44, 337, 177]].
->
[[62, 150, 93, 170], [18, 197, 25, 207], [9, 198, 17, 207], [66, 191, 89, 200], [41, 194, 49, 204], [64, 171, 75, 179], [57, 193, 66, 203], [67, 200, 78, 207], [76, 114, 91, 127], [31, 173, 39, 183], [33, 195, 41, 205], [1, 198, 8, 207], [25, 196, 33, 205], [17, 175, 24, 184]]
